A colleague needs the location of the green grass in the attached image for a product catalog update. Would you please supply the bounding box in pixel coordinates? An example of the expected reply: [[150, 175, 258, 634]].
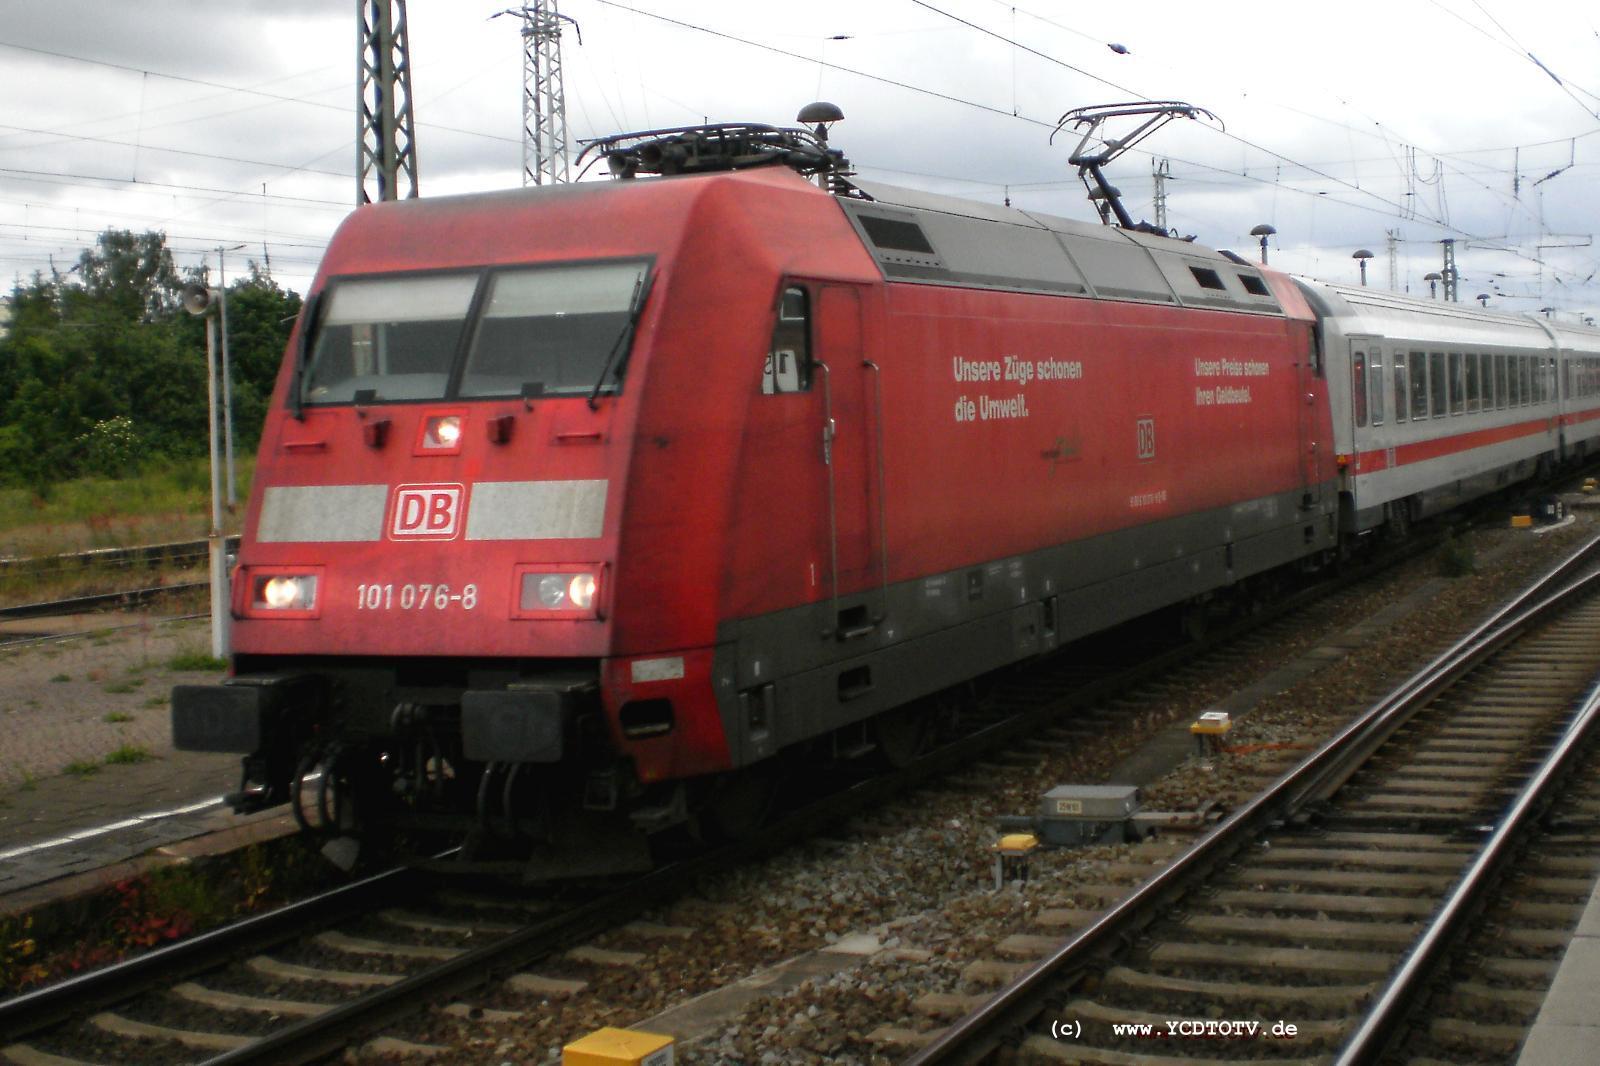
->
[[167, 652, 227, 672], [18, 772, 36, 792], [104, 745, 151, 766], [141, 696, 167, 709], [64, 760, 99, 778], [103, 711, 134, 723], [48, 674, 69, 684], [102, 680, 143, 694], [0, 458, 254, 546]]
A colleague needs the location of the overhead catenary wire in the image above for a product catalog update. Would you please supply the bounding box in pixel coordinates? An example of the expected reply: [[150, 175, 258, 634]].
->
[[0, 5, 1592, 308]]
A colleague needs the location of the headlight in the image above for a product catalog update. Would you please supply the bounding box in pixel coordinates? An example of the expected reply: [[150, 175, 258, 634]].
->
[[567, 572, 596, 610], [423, 415, 462, 449], [518, 568, 601, 616], [536, 574, 568, 608], [252, 573, 318, 611]]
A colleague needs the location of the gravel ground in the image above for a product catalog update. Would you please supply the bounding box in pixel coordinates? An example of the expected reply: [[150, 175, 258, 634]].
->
[[331, 515, 1597, 1065], [0, 615, 224, 790]]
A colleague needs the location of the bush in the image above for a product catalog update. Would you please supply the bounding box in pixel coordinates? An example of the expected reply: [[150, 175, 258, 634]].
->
[[78, 417, 142, 479]]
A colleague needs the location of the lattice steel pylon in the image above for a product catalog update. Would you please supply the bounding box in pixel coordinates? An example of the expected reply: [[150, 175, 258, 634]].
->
[[1152, 159, 1170, 234], [498, 4, 579, 186], [357, 0, 420, 204]]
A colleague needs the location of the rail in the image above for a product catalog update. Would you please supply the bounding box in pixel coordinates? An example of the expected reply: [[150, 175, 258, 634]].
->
[[0, 863, 416, 1042], [1336, 671, 1600, 1063], [905, 527, 1600, 1066], [0, 536, 238, 576]]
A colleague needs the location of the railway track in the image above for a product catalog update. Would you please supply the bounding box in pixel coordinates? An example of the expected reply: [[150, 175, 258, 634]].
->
[[0, 536, 235, 633], [0, 583, 208, 624], [0, 628, 1213, 1065], [906, 529, 1600, 1065], [0, 520, 1583, 1063], [0, 538, 237, 580], [1389, 740, 1600, 1063], [0, 520, 1445, 1064]]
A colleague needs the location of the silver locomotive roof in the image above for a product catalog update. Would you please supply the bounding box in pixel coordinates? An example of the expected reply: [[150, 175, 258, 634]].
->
[[838, 178, 1284, 316]]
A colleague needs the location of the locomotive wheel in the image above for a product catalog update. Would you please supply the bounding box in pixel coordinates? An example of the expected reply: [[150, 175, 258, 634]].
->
[[870, 702, 934, 769], [700, 766, 779, 842]]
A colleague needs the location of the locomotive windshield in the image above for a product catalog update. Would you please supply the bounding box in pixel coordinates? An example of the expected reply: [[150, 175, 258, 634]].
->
[[303, 274, 476, 404], [460, 261, 647, 398], [301, 259, 651, 405]]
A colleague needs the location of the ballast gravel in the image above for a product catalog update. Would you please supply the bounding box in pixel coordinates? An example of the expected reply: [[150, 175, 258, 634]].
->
[[353, 517, 1594, 1065]]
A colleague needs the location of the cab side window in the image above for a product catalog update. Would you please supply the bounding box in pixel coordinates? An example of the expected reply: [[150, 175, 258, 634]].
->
[[762, 286, 812, 394]]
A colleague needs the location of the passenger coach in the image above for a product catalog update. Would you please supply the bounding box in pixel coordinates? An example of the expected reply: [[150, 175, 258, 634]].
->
[[1309, 282, 1600, 538]]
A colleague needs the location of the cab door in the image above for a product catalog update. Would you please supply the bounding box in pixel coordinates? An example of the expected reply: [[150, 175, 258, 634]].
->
[[728, 280, 877, 632], [813, 284, 881, 638]]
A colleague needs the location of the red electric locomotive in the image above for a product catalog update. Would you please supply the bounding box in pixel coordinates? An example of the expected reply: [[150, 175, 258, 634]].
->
[[171, 110, 1422, 877]]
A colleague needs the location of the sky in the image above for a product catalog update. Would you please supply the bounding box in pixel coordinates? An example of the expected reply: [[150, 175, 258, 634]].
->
[[0, 0, 1597, 319]]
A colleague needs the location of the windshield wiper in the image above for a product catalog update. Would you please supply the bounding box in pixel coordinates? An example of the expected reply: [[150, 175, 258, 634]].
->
[[587, 270, 654, 410]]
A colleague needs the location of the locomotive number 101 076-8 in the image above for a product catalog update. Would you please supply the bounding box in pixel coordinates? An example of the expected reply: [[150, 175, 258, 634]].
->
[[355, 583, 480, 611]]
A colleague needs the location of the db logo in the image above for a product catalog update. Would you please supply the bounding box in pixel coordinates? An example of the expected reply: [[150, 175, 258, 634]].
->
[[389, 484, 464, 539], [1135, 416, 1157, 461]]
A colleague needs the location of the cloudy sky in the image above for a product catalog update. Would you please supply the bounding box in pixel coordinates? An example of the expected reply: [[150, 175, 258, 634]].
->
[[1, 0, 1596, 318]]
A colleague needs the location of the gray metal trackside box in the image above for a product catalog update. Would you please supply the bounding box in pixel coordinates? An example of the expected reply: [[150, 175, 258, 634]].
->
[[1038, 784, 1141, 846]]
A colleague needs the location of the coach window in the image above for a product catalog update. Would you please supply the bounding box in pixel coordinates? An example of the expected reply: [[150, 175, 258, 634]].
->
[[1465, 353, 1481, 412], [1534, 357, 1547, 403], [1369, 349, 1385, 426], [1520, 356, 1533, 406], [1509, 355, 1522, 405], [1351, 352, 1368, 427], [1447, 353, 1464, 414], [1392, 358, 1408, 423], [1409, 351, 1428, 420], [1429, 352, 1447, 417], [762, 286, 811, 394], [1494, 354, 1508, 409]]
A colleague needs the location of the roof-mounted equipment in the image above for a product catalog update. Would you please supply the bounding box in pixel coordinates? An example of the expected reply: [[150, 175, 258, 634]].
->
[[1053, 101, 1220, 235], [579, 104, 852, 186]]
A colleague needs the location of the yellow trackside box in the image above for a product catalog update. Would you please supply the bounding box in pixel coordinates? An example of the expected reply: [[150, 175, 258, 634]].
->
[[563, 1028, 675, 1066]]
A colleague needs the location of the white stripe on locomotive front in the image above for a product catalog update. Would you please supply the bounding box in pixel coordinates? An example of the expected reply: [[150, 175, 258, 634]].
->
[[256, 480, 608, 543], [464, 480, 607, 541], [258, 484, 389, 542]]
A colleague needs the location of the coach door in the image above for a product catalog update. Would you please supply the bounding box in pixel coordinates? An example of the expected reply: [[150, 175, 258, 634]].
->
[[1297, 326, 1325, 514], [813, 285, 882, 639]]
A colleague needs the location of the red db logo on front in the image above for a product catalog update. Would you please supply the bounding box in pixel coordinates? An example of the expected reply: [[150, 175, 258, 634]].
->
[[390, 484, 464, 539]]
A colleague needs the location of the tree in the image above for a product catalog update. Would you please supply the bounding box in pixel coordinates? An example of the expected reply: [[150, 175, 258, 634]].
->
[[217, 263, 302, 448], [0, 230, 302, 489], [69, 230, 185, 323]]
